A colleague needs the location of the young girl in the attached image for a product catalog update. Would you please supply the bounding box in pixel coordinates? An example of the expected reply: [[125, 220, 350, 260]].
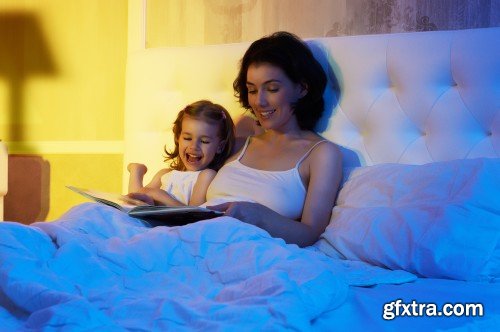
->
[[128, 100, 235, 206]]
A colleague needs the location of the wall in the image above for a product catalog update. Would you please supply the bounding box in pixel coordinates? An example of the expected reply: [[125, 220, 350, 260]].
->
[[146, 0, 500, 47], [1, 0, 498, 222], [0, 0, 127, 222]]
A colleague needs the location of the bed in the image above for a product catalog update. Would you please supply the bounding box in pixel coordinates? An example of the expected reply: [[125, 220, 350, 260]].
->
[[1, 25, 500, 330]]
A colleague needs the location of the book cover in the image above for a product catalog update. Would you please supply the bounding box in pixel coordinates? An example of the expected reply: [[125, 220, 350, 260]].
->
[[66, 186, 223, 226]]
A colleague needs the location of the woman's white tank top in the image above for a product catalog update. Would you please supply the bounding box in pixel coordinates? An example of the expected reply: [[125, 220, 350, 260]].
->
[[206, 137, 326, 220]]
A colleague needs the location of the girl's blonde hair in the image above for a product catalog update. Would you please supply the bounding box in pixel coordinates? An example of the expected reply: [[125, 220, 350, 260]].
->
[[164, 100, 235, 171]]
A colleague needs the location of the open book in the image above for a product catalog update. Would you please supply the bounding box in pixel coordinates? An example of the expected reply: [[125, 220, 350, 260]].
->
[[67, 186, 223, 227]]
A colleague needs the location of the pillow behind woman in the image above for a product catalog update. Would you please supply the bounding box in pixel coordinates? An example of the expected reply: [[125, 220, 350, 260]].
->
[[316, 158, 500, 281]]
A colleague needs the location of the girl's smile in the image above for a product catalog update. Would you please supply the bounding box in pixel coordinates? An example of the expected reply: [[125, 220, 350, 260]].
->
[[178, 116, 223, 171]]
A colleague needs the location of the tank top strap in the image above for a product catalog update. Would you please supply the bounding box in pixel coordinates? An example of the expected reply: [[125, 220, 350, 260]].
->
[[236, 136, 252, 161], [295, 140, 329, 168]]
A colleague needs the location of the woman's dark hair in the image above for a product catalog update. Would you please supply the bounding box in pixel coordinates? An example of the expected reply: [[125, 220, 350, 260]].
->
[[164, 100, 235, 171], [233, 31, 327, 131]]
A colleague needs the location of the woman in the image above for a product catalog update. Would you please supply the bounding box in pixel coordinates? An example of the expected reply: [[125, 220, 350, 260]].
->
[[206, 31, 343, 247]]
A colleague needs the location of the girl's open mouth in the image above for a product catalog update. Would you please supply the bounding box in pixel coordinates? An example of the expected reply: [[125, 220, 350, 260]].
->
[[186, 153, 202, 163]]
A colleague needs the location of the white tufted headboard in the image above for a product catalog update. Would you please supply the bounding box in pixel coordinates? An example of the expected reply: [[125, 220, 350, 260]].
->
[[123, 27, 500, 192]]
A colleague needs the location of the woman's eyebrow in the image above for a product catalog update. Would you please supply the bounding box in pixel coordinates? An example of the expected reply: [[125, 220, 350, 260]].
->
[[246, 79, 282, 85]]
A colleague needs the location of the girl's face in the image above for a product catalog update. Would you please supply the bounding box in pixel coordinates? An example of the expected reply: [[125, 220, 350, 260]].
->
[[246, 63, 306, 131], [178, 115, 224, 171]]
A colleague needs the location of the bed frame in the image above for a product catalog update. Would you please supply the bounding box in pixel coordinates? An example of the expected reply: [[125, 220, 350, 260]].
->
[[123, 27, 500, 190]]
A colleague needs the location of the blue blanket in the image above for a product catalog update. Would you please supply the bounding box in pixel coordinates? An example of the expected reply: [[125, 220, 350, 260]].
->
[[0, 203, 414, 331]]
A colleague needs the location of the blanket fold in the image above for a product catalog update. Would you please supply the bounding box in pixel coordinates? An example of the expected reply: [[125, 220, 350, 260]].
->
[[0, 203, 415, 331]]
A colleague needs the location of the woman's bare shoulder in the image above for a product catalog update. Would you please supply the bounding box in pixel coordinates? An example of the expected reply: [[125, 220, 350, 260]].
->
[[296, 132, 341, 164], [309, 139, 342, 166], [301, 132, 337, 149]]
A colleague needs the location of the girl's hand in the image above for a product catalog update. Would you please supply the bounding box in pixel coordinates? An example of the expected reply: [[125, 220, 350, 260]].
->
[[129, 187, 184, 207], [127, 187, 161, 205], [127, 163, 148, 176], [127, 192, 155, 205]]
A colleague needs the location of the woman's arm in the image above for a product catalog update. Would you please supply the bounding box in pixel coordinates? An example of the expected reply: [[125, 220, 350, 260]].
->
[[189, 169, 217, 206], [210, 142, 343, 247], [297, 141, 343, 244], [209, 201, 312, 243]]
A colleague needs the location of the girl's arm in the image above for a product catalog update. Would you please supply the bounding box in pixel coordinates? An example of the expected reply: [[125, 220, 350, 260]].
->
[[208, 142, 342, 247], [127, 163, 148, 193], [189, 169, 217, 206], [140, 168, 217, 206], [128, 168, 185, 206]]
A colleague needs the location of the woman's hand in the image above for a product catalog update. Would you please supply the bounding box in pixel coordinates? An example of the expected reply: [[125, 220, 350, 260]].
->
[[207, 201, 278, 227], [208, 201, 319, 247]]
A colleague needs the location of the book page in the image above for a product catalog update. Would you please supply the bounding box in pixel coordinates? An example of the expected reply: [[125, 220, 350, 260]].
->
[[67, 186, 149, 212]]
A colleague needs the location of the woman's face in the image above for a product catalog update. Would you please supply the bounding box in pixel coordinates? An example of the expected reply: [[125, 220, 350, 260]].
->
[[246, 63, 306, 131], [178, 116, 223, 171]]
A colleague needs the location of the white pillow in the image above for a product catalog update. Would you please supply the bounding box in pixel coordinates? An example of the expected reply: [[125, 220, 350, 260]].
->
[[318, 158, 500, 281]]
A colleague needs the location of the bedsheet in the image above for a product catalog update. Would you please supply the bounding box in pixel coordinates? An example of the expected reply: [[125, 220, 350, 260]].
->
[[313, 278, 500, 331], [0, 203, 416, 331]]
